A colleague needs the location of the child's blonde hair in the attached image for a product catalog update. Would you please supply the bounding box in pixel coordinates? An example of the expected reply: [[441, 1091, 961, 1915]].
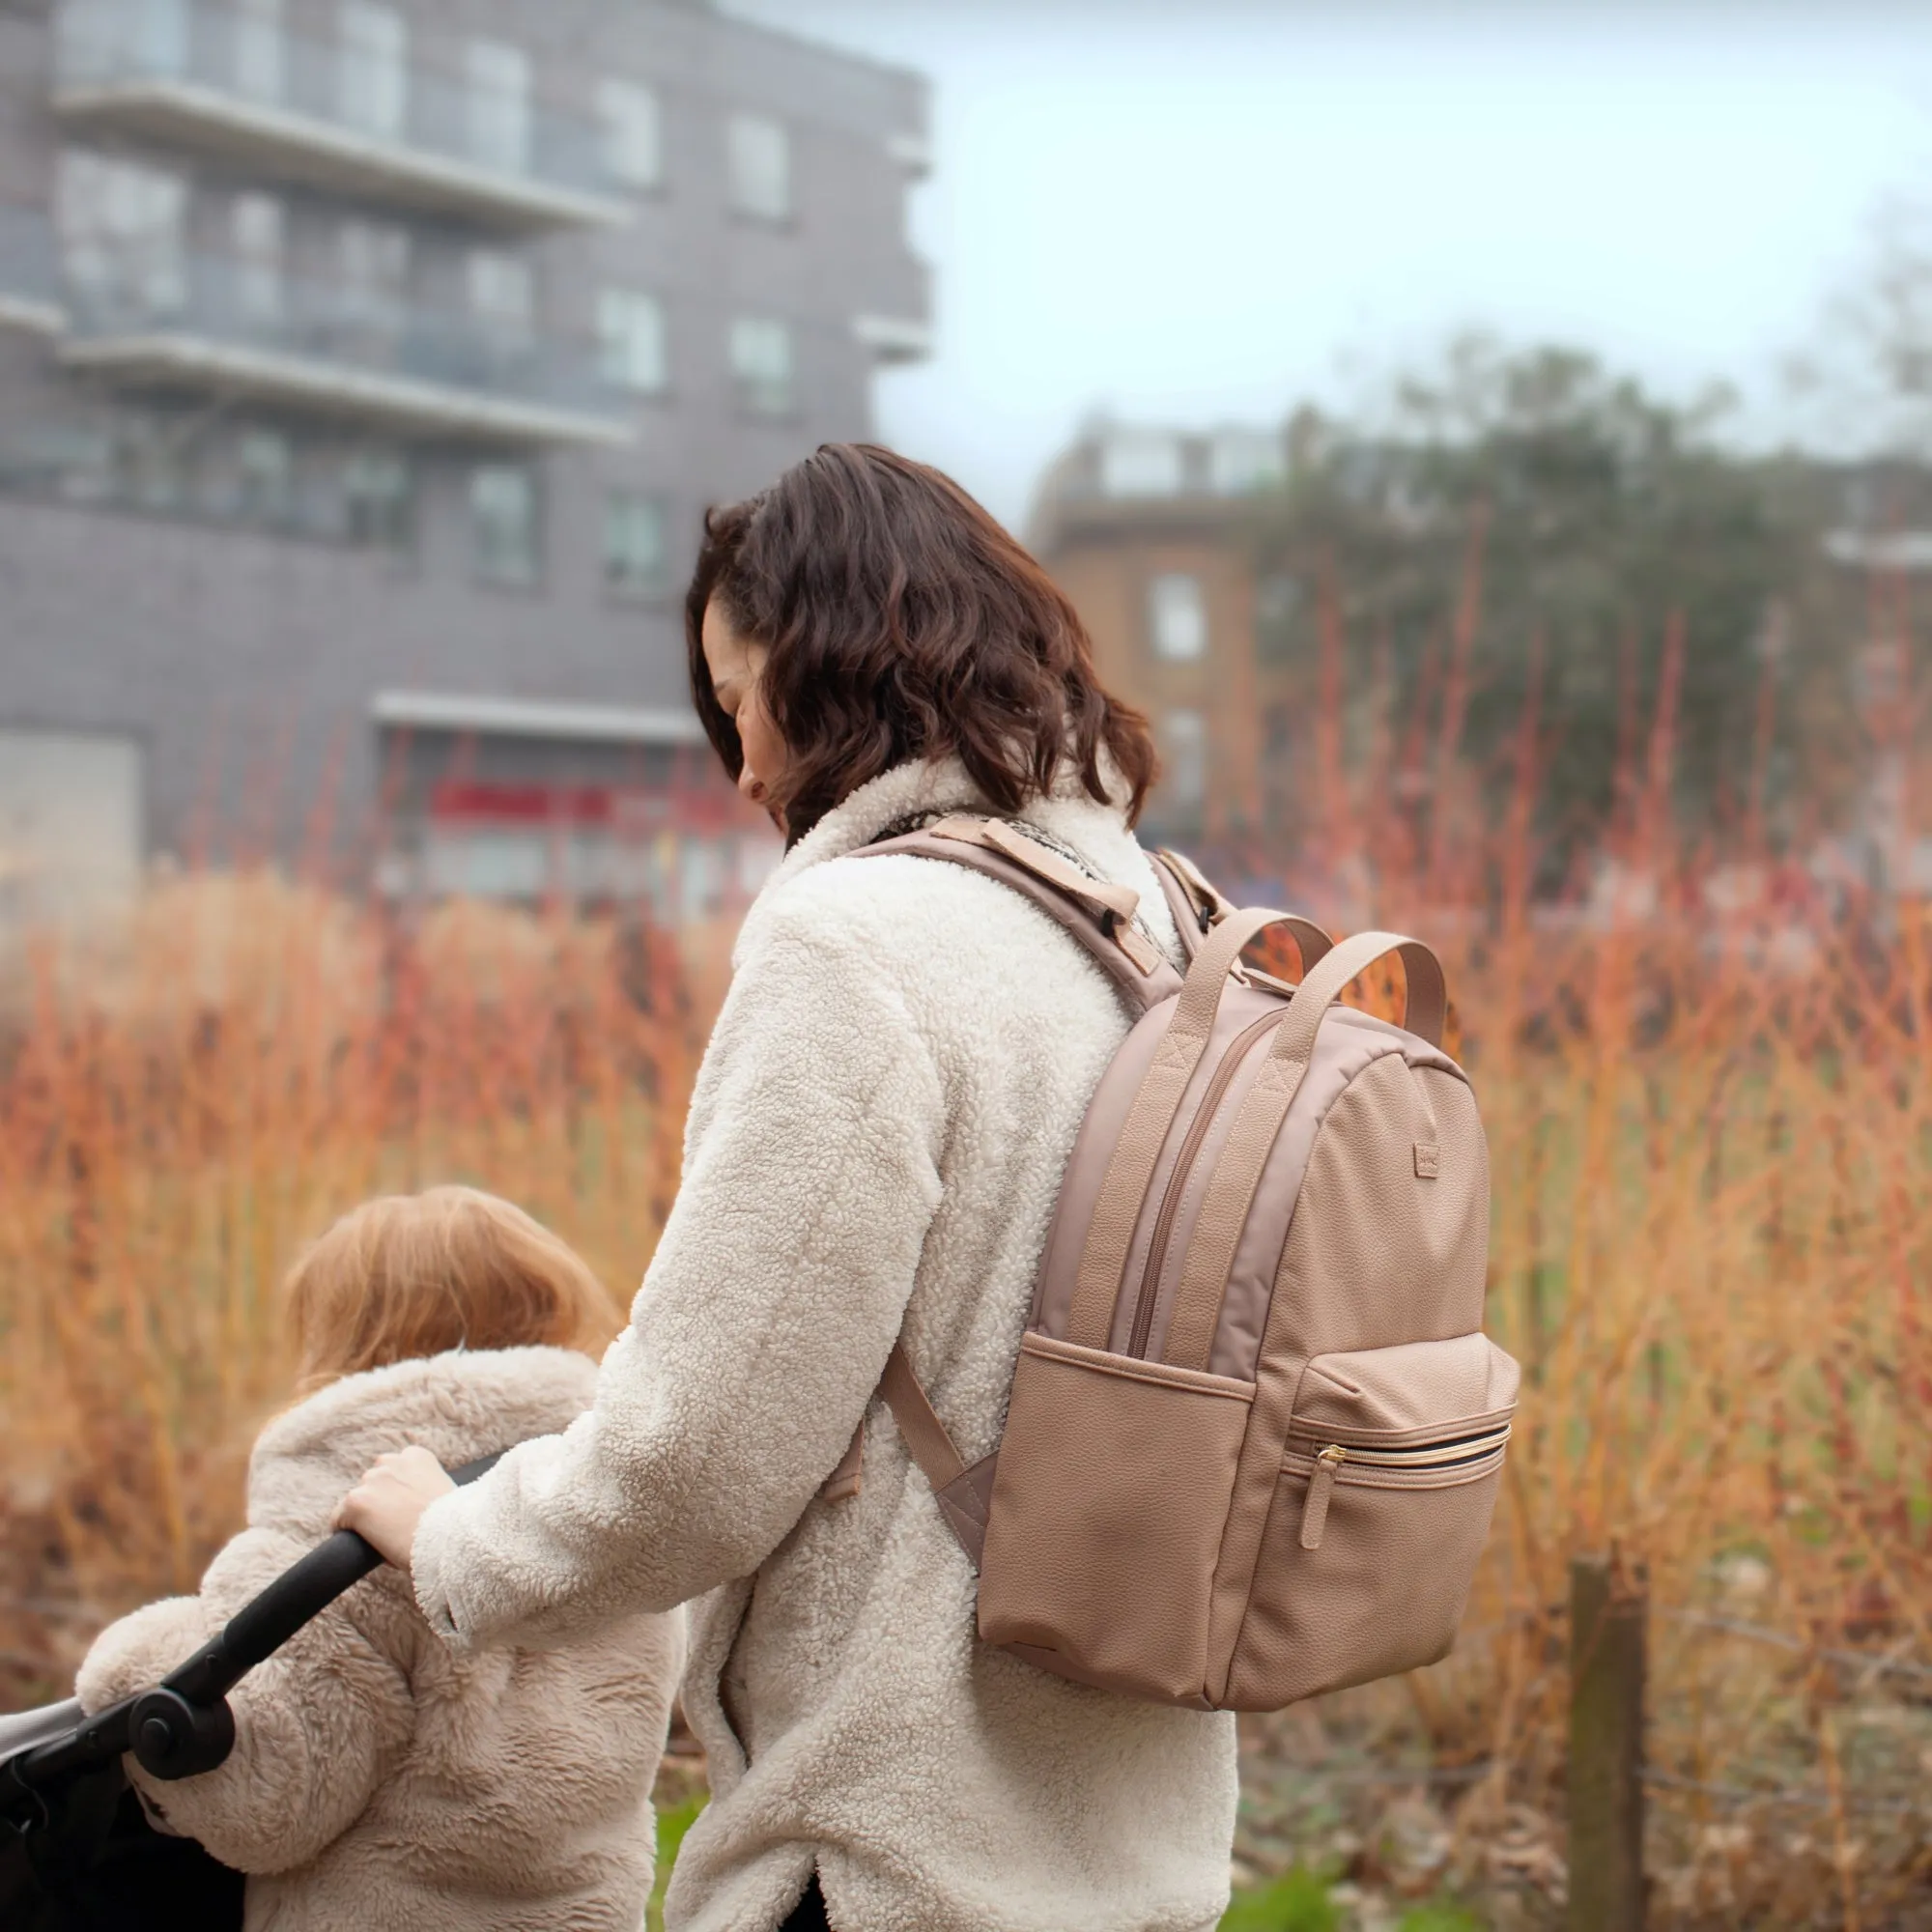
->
[[286, 1186, 620, 1394]]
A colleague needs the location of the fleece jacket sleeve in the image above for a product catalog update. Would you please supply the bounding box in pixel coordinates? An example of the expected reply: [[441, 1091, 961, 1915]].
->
[[411, 883, 948, 1650], [75, 1529, 414, 1873]]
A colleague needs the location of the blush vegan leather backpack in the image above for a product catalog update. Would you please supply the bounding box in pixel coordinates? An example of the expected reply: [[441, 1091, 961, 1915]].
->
[[829, 813, 1520, 1713]]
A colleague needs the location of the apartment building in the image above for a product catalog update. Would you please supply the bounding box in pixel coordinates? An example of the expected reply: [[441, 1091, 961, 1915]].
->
[[1028, 421, 1289, 847], [0, 0, 930, 925]]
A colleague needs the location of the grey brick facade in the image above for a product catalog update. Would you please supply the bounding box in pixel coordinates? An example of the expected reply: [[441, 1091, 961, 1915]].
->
[[0, 0, 928, 910]]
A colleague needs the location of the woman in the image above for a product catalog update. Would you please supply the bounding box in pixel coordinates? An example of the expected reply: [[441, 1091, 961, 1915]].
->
[[337, 444, 1238, 1932]]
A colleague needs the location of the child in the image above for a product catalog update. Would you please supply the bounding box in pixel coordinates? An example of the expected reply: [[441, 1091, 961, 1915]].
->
[[77, 1186, 686, 1932]]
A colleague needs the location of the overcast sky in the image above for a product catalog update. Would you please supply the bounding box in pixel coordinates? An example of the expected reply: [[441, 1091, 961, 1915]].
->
[[720, 0, 1932, 530]]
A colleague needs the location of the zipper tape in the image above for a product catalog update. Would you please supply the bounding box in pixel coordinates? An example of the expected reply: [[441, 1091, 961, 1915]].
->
[[1286, 1423, 1513, 1472], [1126, 1009, 1288, 1358], [1293, 1428, 1512, 1550]]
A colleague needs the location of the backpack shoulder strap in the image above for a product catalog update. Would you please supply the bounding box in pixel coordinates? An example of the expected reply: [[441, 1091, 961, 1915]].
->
[[1157, 843, 1296, 954], [1150, 848, 1235, 962], [824, 814, 1186, 1531], [1153, 847, 1336, 987], [822, 1337, 986, 1564], [852, 813, 1183, 1013]]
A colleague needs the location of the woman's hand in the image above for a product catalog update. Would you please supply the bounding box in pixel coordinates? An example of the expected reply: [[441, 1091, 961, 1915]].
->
[[333, 1445, 456, 1575]]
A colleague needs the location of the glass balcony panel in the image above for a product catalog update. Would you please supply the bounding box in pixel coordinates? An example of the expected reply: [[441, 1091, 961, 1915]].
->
[[43, 237, 622, 441], [57, 151, 188, 322], [55, 0, 622, 222]]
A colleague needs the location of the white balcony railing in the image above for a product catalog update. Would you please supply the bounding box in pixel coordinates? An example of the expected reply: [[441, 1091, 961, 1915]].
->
[[0, 202, 66, 334]]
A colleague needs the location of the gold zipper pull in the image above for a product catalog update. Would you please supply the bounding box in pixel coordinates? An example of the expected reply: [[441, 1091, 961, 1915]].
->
[[1299, 1444, 1347, 1550]]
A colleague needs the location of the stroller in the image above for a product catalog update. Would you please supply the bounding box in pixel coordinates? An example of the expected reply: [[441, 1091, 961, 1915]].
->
[[0, 1452, 504, 1932]]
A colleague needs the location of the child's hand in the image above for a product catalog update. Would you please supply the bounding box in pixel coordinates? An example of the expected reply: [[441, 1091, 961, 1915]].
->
[[334, 1446, 457, 1575]]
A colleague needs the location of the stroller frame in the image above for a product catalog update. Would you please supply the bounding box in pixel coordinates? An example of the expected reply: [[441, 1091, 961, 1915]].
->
[[1, 1451, 505, 1927]]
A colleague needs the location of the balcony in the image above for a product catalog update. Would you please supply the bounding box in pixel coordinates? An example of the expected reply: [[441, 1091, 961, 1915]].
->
[[0, 203, 65, 335], [853, 313, 932, 365], [48, 248, 628, 447], [54, 0, 630, 230], [853, 257, 934, 367]]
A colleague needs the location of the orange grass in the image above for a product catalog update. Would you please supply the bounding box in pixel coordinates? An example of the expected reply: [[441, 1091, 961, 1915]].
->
[[0, 873, 718, 1697], [1223, 602, 1932, 1925], [2, 685, 1930, 1925], [1334, 833, 1932, 1923]]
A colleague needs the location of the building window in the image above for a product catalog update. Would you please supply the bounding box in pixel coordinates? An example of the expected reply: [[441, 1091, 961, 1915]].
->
[[597, 289, 667, 393], [110, 410, 187, 513], [1100, 429, 1182, 497], [598, 78, 662, 190], [465, 40, 529, 174], [470, 463, 539, 586], [343, 447, 412, 547], [1210, 428, 1285, 496], [340, 2, 407, 141], [726, 112, 790, 221], [425, 827, 550, 899], [0, 728, 145, 929], [1256, 572, 1301, 627], [468, 248, 533, 345], [1148, 572, 1208, 663], [604, 490, 668, 599], [121, 0, 188, 73], [233, 0, 284, 101], [1255, 572, 1301, 664], [231, 191, 283, 331], [1162, 709, 1208, 812], [337, 219, 409, 339], [236, 426, 293, 527], [58, 151, 185, 324], [729, 316, 793, 415]]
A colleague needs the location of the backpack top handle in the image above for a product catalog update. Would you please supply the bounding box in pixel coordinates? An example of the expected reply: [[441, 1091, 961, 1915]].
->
[[1160, 930, 1448, 1376], [1063, 904, 1336, 1355]]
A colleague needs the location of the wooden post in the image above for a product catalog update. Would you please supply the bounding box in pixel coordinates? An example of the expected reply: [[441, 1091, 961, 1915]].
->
[[1569, 1552, 1647, 1932]]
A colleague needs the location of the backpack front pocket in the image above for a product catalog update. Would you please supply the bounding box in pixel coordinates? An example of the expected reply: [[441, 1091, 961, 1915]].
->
[[1222, 1332, 1518, 1710], [1286, 1422, 1512, 1550]]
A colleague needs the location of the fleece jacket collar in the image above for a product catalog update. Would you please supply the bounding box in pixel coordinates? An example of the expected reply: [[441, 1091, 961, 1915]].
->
[[740, 755, 1181, 969]]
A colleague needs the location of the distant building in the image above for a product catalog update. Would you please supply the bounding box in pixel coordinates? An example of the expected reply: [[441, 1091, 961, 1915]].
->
[[1033, 418, 1932, 885], [0, 0, 931, 928], [1028, 420, 1290, 847]]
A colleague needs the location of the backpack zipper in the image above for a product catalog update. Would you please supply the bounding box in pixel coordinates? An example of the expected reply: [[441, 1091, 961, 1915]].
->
[[1293, 1424, 1513, 1550], [1126, 1008, 1289, 1358], [1288, 1422, 1514, 1467], [1299, 1444, 1349, 1548]]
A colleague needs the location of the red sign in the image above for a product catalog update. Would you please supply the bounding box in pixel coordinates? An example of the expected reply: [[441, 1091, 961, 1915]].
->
[[429, 781, 753, 836]]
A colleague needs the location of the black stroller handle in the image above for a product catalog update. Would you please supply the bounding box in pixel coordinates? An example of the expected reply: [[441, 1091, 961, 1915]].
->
[[3, 1449, 509, 1820]]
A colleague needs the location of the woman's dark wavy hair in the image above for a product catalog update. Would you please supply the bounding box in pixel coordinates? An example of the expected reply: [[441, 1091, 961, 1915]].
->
[[685, 442, 1156, 844]]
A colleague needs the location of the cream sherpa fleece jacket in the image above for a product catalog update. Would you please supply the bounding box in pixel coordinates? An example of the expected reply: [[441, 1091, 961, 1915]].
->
[[78, 1347, 685, 1932], [410, 757, 1240, 1932]]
